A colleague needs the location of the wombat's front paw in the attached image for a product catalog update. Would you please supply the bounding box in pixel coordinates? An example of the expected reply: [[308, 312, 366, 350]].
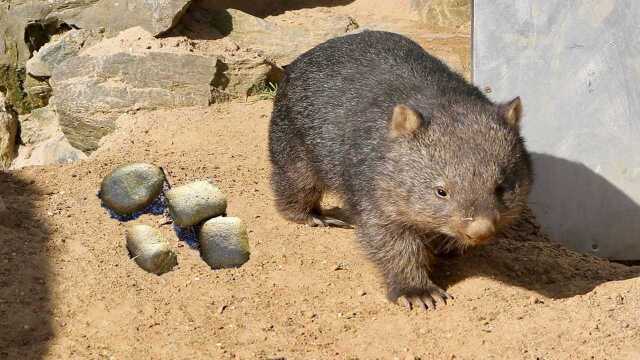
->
[[392, 283, 453, 312]]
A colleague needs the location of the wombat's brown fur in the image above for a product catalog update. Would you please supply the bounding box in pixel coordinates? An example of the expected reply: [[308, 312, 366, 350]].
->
[[268, 31, 533, 310]]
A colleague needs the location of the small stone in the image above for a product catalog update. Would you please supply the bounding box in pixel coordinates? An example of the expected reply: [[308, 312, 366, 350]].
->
[[126, 224, 177, 275], [615, 294, 624, 305], [199, 217, 250, 269], [166, 180, 227, 227], [528, 296, 543, 305], [100, 163, 165, 215], [358, 289, 367, 296], [333, 261, 348, 271]]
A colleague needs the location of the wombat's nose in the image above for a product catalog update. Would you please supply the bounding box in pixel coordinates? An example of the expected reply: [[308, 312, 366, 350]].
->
[[463, 217, 496, 243]]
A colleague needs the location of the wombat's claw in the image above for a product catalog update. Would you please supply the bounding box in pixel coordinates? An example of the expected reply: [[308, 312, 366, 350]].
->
[[398, 284, 453, 312], [400, 294, 436, 311], [308, 215, 353, 229], [429, 283, 454, 303]]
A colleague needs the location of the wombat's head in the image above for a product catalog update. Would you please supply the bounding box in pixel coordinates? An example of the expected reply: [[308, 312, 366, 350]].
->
[[379, 97, 533, 248]]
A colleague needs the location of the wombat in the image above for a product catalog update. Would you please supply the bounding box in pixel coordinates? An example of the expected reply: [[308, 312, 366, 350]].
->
[[268, 31, 533, 311]]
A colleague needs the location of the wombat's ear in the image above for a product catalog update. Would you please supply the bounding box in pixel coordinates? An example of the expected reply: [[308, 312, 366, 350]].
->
[[390, 104, 423, 137], [497, 97, 523, 127]]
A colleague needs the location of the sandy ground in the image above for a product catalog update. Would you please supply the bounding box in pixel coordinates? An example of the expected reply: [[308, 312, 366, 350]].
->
[[2, 100, 640, 360]]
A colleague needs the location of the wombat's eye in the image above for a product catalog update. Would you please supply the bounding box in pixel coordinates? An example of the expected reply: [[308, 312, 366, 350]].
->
[[495, 184, 506, 197], [435, 187, 449, 199]]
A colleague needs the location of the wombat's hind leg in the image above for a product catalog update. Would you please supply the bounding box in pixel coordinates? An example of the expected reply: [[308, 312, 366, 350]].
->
[[271, 161, 351, 228]]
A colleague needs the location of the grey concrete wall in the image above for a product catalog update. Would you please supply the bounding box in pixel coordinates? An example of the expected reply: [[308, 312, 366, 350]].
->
[[473, 0, 640, 260]]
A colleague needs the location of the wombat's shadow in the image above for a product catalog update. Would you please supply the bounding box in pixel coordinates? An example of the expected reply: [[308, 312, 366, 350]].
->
[[431, 153, 640, 299]]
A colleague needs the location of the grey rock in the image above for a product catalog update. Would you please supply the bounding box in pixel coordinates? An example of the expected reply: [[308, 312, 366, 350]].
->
[[66, 0, 192, 37], [100, 163, 166, 215], [26, 29, 104, 78], [126, 224, 177, 275], [229, 8, 359, 65], [11, 105, 86, 169], [48, 31, 220, 151], [12, 133, 86, 169], [0, 93, 18, 168], [25, 59, 50, 80], [23, 75, 52, 108], [166, 180, 227, 227], [50, 48, 220, 151], [187, 6, 358, 66], [16, 106, 60, 145], [199, 217, 250, 269]]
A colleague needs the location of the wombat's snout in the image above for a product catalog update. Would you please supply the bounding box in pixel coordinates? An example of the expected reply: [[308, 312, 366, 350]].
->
[[462, 217, 497, 244]]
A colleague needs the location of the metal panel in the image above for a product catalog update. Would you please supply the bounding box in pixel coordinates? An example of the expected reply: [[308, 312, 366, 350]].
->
[[473, 0, 640, 260]]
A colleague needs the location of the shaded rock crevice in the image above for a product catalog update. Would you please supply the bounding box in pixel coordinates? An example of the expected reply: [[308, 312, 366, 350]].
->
[[24, 20, 75, 56]]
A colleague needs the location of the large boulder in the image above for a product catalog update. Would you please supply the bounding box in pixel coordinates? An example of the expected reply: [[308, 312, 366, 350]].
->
[[48, 27, 275, 152], [178, 5, 358, 66]]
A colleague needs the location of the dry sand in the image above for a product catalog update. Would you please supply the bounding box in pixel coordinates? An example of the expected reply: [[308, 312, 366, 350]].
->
[[2, 101, 639, 359]]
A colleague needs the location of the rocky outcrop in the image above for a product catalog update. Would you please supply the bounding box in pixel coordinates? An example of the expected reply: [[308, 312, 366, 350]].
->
[[1, 0, 191, 63], [49, 34, 220, 152], [2, 0, 472, 165], [48, 27, 276, 152], [0, 0, 192, 112]]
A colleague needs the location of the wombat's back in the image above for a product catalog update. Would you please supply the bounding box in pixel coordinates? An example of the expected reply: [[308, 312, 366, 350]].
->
[[271, 30, 489, 192]]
